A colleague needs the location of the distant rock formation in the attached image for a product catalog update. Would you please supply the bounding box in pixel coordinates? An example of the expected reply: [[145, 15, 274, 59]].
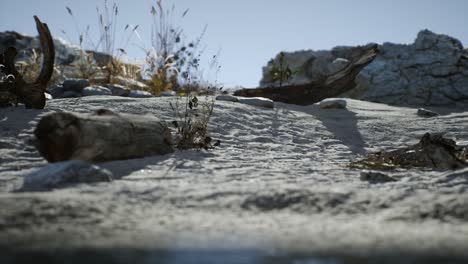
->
[[0, 31, 150, 98], [260, 30, 468, 106], [0, 31, 110, 66]]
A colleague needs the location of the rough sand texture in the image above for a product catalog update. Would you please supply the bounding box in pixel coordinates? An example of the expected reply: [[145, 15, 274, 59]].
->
[[1, 96, 468, 261]]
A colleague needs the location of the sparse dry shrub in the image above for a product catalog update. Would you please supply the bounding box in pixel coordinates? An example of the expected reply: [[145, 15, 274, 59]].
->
[[141, 0, 213, 95], [15, 49, 64, 87], [169, 94, 219, 150], [70, 51, 100, 80], [65, 1, 140, 82]]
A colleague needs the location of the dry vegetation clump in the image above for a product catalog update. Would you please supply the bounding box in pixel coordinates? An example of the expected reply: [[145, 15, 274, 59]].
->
[[65, 1, 140, 84], [62, 0, 220, 150], [141, 0, 213, 95], [64, 0, 221, 96], [15, 49, 64, 87], [170, 94, 219, 150]]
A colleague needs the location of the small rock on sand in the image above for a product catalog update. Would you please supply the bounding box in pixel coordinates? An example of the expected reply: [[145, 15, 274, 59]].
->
[[360, 171, 397, 184], [81, 86, 112, 96], [63, 79, 90, 93], [417, 108, 439, 117], [128, 90, 153, 98], [160, 90, 176, 97], [216, 95, 239, 102], [238, 97, 274, 108], [21, 160, 113, 191], [105, 84, 131, 96], [316, 99, 347, 109]]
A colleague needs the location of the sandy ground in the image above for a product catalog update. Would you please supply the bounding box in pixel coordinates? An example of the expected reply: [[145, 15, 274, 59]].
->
[[1, 95, 468, 263]]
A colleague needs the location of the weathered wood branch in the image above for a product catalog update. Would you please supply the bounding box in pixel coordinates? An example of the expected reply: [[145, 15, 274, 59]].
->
[[0, 16, 55, 109], [34, 109, 174, 162], [34, 15, 55, 87], [234, 44, 379, 105], [352, 133, 468, 170]]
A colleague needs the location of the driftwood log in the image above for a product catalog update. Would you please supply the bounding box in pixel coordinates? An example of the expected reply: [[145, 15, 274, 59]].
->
[[352, 133, 468, 170], [34, 109, 174, 162], [234, 44, 379, 105], [0, 16, 55, 109]]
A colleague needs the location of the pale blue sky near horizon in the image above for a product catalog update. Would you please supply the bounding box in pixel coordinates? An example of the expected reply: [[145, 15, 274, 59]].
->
[[1, 0, 467, 87]]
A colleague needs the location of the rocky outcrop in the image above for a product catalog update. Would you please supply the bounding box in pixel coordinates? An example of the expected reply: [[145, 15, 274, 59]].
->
[[260, 30, 468, 106], [0, 31, 157, 99], [259, 46, 365, 87], [46, 79, 153, 99], [0, 31, 108, 66]]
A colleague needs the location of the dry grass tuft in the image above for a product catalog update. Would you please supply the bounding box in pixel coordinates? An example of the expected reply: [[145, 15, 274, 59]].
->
[[170, 94, 218, 150]]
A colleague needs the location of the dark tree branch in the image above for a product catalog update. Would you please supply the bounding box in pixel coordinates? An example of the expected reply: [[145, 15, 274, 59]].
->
[[234, 44, 379, 105], [0, 16, 55, 109]]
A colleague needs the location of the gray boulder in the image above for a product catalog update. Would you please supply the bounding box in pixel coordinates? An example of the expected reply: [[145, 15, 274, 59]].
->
[[316, 98, 347, 109], [353, 30, 468, 106], [63, 79, 90, 93], [81, 86, 112, 96], [112, 76, 149, 91], [62, 90, 82, 98], [238, 97, 274, 108], [105, 84, 131, 96], [128, 90, 153, 98], [417, 108, 439, 117], [160, 90, 176, 97], [46, 85, 65, 98], [360, 171, 397, 184], [216, 95, 239, 102]]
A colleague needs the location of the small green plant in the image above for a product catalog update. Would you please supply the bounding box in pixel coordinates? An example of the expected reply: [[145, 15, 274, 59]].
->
[[269, 52, 296, 87], [169, 94, 219, 150]]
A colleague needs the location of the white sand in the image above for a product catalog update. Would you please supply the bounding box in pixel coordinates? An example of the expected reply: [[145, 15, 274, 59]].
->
[[1, 96, 468, 260]]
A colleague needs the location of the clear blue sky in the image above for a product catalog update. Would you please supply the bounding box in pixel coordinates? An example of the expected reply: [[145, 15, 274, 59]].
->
[[1, 0, 467, 87]]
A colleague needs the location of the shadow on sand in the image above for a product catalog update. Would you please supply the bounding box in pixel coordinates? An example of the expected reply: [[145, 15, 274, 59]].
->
[[276, 102, 367, 155]]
